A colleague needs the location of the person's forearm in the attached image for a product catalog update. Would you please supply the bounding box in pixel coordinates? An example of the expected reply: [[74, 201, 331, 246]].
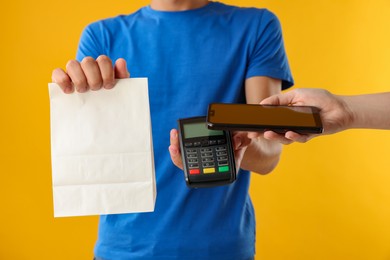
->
[[242, 76, 283, 173], [342, 92, 390, 130], [240, 138, 282, 174]]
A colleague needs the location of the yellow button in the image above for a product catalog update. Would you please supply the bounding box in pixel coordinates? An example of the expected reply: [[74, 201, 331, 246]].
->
[[203, 168, 215, 174]]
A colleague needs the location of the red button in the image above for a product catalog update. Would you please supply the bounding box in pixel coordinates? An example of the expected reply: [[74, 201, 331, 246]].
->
[[189, 169, 200, 175]]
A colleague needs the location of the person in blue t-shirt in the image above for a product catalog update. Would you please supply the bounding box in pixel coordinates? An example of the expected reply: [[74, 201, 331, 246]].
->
[[52, 0, 293, 259]]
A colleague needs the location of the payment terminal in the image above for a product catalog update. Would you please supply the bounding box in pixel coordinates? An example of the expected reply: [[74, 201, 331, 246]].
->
[[178, 116, 236, 188]]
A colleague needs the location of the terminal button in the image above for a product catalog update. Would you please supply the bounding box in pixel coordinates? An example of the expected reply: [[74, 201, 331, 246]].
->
[[203, 168, 215, 174]]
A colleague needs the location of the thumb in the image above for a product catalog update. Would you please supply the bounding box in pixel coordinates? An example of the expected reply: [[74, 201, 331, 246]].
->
[[114, 58, 130, 78], [260, 91, 296, 106], [260, 95, 281, 105]]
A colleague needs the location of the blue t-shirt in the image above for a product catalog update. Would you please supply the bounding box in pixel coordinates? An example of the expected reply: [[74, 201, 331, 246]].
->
[[76, 2, 293, 259]]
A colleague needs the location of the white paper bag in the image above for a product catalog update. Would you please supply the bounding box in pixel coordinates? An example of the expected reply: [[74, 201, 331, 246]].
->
[[48, 78, 156, 217]]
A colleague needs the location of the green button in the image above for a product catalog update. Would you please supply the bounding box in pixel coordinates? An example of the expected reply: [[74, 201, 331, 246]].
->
[[219, 166, 229, 172]]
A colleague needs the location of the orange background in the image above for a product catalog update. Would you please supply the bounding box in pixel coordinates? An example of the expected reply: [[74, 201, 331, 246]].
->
[[1, 1, 390, 259]]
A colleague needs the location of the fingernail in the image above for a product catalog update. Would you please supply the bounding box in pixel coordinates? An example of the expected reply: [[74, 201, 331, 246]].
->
[[169, 145, 178, 155], [170, 130, 177, 138], [78, 87, 87, 93], [104, 82, 114, 89], [65, 86, 74, 94]]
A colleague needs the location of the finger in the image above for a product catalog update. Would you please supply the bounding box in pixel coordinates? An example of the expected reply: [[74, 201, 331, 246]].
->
[[232, 132, 251, 150], [233, 146, 247, 172], [52, 68, 74, 94], [247, 131, 261, 139], [96, 55, 115, 89], [260, 90, 297, 106], [263, 131, 294, 145], [66, 59, 88, 92], [285, 131, 313, 143], [114, 58, 130, 78], [80, 57, 103, 91], [231, 133, 249, 172], [169, 129, 183, 170], [233, 135, 242, 150]]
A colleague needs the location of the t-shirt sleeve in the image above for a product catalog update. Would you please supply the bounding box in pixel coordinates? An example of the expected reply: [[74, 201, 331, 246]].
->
[[246, 9, 294, 90], [76, 22, 105, 62]]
